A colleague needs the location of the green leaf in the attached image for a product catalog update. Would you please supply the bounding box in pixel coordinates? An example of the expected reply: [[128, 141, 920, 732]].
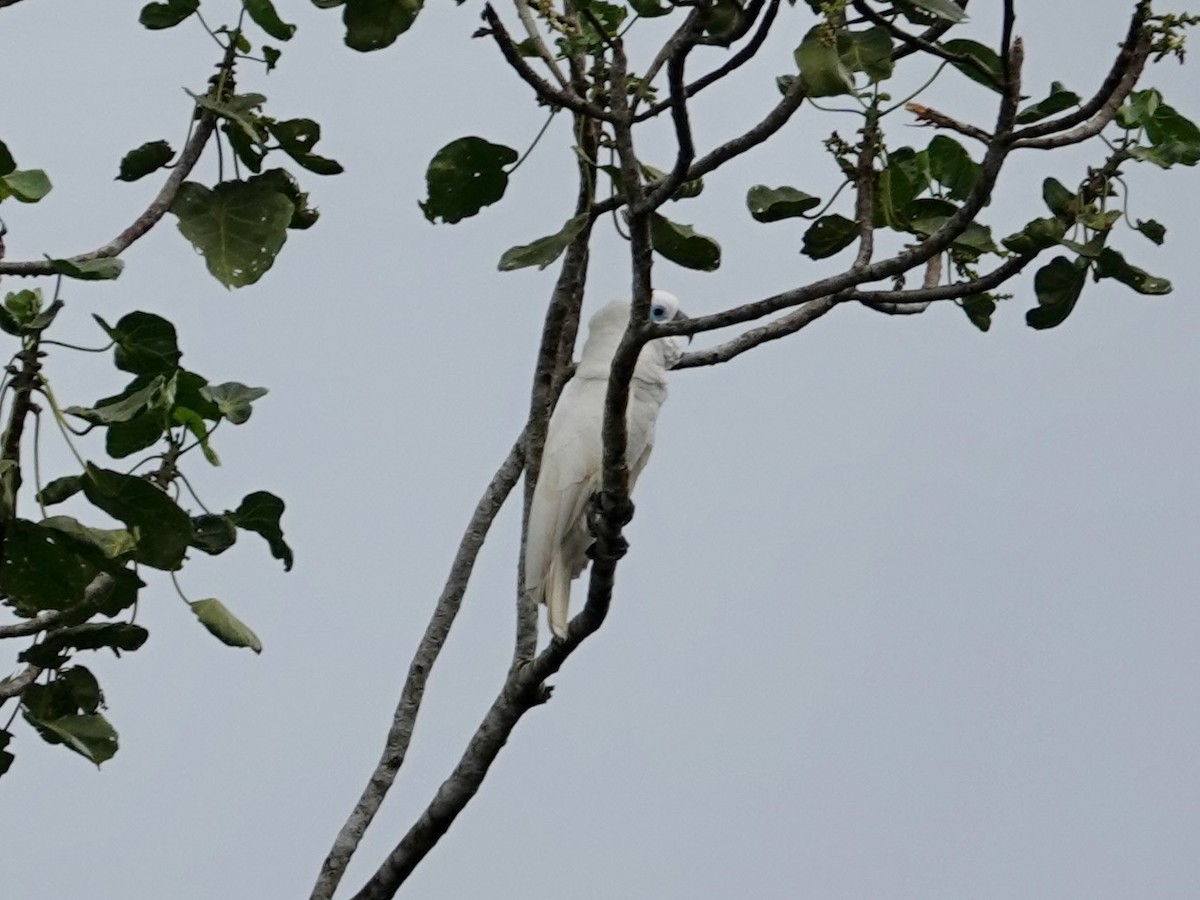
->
[[1134, 218, 1165, 245], [24, 712, 119, 766], [340, 0, 423, 51], [0, 290, 61, 336], [250, 168, 319, 229], [49, 257, 125, 281], [628, 0, 671, 17], [58, 667, 103, 713], [940, 38, 1004, 93], [795, 25, 855, 98], [38, 475, 83, 507], [174, 407, 221, 465], [190, 598, 262, 653], [1093, 248, 1172, 295], [20, 623, 149, 668], [245, 0, 296, 40], [875, 147, 929, 227], [93, 311, 181, 376], [81, 465, 191, 570], [897, 0, 965, 23], [117, 140, 175, 182], [837, 26, 893, 83], [746, 185, 821, 222], [0, 730, 11, 777], [230, 490, 293, 570], [926, 135, 980, 202], [1015, 81, 1081, 125], [66, 375, 168, 426], [0, 138, 15, 176], [171, 179, 293, 287], [419, 137, 518, 225], [0, 169, 52, 203], [580, 0, 627, 45], [267, 119, 343, 176], [639, 162, 704, 201], [0, 520, 97, 614], [107, 413, 168, 459], [139, 0, 199, 28], [1142, 102, 1200, 167], [961, 294, 995, 332], [1041, 177, 1077, 219], [497, 214, 589, 272], [191, 514, 238, 555], [263, 45, 282, 71], [200, 382, 268, 425], [41, 516, 137, 560], [801, 214, 858, 259], [1027, 256, 1087, 330], [1001, 216, 1066, 254], [648, 213, 721, 271]]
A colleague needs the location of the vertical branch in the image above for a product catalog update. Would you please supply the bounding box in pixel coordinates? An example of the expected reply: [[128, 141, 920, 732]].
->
[[515, 109, 600, 668], [0, 338, 42, 560]]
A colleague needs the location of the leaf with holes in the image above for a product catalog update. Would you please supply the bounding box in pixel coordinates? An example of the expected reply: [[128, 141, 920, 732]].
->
[[801, 214, 858, 259], [171, 180, 293, 287], [419, 137, 518, 224]]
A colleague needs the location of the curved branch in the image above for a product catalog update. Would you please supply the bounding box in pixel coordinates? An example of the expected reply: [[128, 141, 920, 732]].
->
[[674, 297, 838, 369], [1013, 0, 1151, 142], [0, 109, 217, 277], [308, 435, 526, 900], [634, 0, 780, 123]]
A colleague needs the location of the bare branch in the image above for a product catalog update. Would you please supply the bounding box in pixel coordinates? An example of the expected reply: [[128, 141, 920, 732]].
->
[[0, 663, 40, 703], [905, 102, 992, 144], [308, 435, 526, 900], [513, 0, 568, 88], [643, 38, 699, 210], [481, 4, 616, 122], [0, 108, 217, 277], [852, 111, 879, 272], [674, 297, 839, 369], [848, 253, 1036, 307], [0, 573, 117, 640]]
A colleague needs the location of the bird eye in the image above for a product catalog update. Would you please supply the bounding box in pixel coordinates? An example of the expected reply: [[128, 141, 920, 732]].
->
[[651, 304, 667, 321]]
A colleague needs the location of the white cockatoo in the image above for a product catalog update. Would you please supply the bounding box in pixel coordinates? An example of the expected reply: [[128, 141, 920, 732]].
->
[[524, 290, 689, 639]]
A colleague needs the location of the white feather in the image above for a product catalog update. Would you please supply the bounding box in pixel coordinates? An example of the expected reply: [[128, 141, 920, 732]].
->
[[524, 291, 685, 639]]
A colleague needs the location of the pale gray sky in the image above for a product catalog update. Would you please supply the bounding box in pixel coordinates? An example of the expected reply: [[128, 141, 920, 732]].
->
[[2, 2, 1198, 898]]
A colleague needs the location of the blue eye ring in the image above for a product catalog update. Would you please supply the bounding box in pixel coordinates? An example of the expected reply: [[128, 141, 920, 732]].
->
[[651, 304, 668, 321]]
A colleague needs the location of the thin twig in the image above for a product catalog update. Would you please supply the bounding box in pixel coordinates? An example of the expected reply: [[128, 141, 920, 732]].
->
[[635, 0, 778, 122], [513, 0, 568, 88], [481, 4, 616, 123]]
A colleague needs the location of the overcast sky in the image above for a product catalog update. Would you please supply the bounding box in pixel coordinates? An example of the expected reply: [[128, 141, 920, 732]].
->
[[2, 1, 1199, 898]]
